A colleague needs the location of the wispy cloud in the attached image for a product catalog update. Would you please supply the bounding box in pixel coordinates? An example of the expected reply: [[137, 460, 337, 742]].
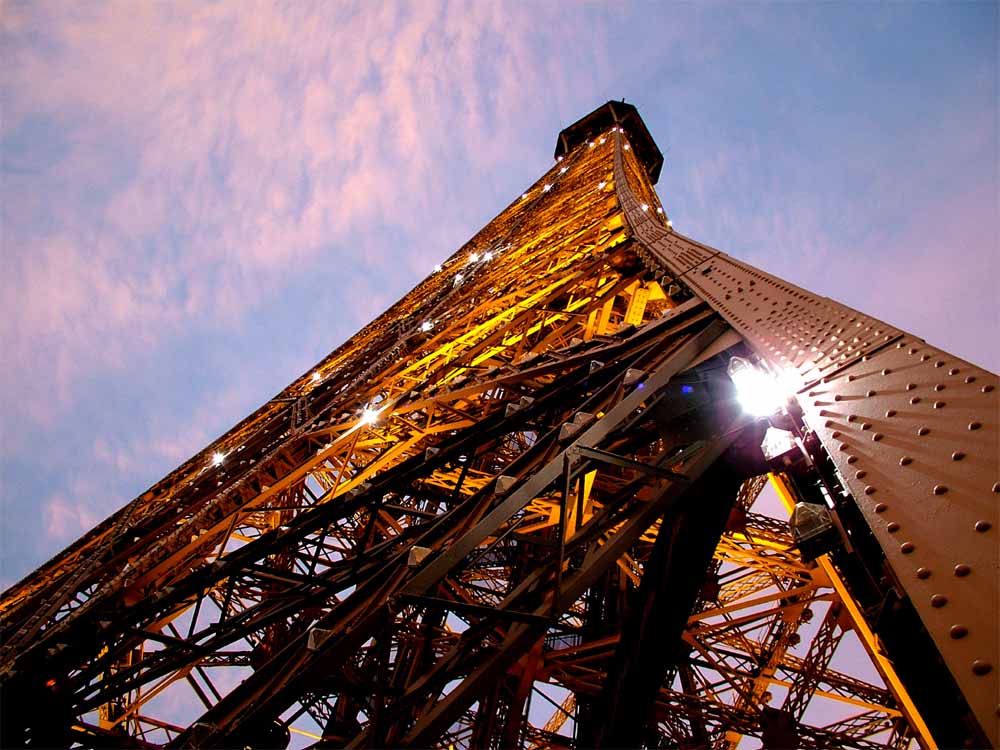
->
[[1, 1, 611, 438], [44, 489, 101, 542]]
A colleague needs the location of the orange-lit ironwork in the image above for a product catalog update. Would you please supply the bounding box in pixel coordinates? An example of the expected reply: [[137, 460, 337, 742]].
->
[[1, 101, 995, 749]]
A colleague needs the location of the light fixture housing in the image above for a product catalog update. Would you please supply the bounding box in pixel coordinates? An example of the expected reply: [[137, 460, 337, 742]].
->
[[727, 356, 789, 417]]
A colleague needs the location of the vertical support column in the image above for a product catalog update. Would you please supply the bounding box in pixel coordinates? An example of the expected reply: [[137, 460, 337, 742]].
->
[[586, 459, 747, 748]]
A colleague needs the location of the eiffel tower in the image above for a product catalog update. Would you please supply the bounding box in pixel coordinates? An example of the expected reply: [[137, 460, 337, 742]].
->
[[1, 102, 996, 750]]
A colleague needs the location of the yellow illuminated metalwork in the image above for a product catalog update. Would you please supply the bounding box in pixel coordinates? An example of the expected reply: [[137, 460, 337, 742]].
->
[[769, 472, 936, 750]]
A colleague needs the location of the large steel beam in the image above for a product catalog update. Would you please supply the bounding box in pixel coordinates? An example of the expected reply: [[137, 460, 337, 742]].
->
[[586, 457, 748, 748], [613, 123, 998, 747]]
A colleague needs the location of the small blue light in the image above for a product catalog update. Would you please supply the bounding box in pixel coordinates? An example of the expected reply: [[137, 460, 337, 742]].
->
[[681, 385, 694, 395], [637, 382, 645, 390]]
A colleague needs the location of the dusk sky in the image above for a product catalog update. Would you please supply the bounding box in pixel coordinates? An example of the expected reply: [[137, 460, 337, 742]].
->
[[1, 1, 997, 590]]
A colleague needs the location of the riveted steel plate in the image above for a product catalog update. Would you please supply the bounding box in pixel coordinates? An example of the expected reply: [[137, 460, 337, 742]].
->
[[614, 129, 1000, 746], [802, 341, 998, 742]]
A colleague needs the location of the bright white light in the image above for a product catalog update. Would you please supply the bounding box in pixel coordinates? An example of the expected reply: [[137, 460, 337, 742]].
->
[[599, 138, 606, 144], [666, 220, 673, 229], [311, 371, 321, 382], [454, 273, 464, 285], [482, 251, 493, 261], [624, 143, 631, 151], [468, 252, 480, 263], [728, 357, 788, 417], [420, 320, 433, 332], [543, 184, 552, 192], [560, 167, 567, 174], [360, 407, 380, 426], [588, 142, 595, 148], [641, 203, 649, 212], [212, 452, 225, 467], [557, 155, 563, 162], [521, 192, 528, 200], [598, 181, 607, 189], [433, 263, 442, 272], [656, 207, 664, 214]]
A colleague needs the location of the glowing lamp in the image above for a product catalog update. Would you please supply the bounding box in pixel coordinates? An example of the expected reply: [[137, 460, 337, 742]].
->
[[727, 356, 788, 416]]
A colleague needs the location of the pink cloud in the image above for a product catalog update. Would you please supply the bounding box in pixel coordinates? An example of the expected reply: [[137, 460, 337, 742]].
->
[[1, 2, 615, 441], [44, 491, 101, 542]]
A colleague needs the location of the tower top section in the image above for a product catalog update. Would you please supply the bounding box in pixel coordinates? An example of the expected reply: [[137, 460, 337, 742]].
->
[[554, 100, 663, 184]]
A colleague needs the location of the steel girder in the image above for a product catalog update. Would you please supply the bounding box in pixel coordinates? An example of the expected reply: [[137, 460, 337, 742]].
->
[[1, 101, 995, 750]]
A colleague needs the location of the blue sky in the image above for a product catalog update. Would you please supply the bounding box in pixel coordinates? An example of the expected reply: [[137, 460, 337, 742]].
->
[[1, 1, 996, 588]]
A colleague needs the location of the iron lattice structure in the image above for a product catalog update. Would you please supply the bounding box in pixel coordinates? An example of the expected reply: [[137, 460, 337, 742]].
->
[[1, 102, 996, 750]]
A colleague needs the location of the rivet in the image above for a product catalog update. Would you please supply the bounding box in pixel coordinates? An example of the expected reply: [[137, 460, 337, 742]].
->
[[934, 384, 945, 392], [839, 443, 849, 451], [874, 502, 888, 513], [931, 594, 948, 607], [921, 355, 931, 361], [950, 625, 968, 639], [952, 451, 966, 461], [887, 522, 900, 533], [900, 542, 915, 554], [859, 422, 870, 430], [906, 383, 916, 390], [993, 483, 1000, 493], [847, 374, 856, 382], [910, 396, 921, 404], [949, 368, 960, 375], [881, 368, 892, 375], [972, 660, 993, 676], [983, 384, 994, 393], [834, 394, 843, 401], [831, 430, 841, 438], [847, 414, 857, 423], [846, 455, 858, 464], [965, 375, 976, 384], [954, 564, 971, 577], [916, 567, 931, 579], [855, 470, 867, 479], [885, 409, 896, 417], [824, 419, 834, 428], [899, 456, 913, 466], [975, 520, 992, 532], [866, 390, 877, 397], [872, 433, 884, 441], [916, 426, 929, 436], [932, 485, 947, 495], [933, 401, 945, 409], [908, 347, 918, 354], [864, 485, 876, 495], [968, 421, 982, 430]]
